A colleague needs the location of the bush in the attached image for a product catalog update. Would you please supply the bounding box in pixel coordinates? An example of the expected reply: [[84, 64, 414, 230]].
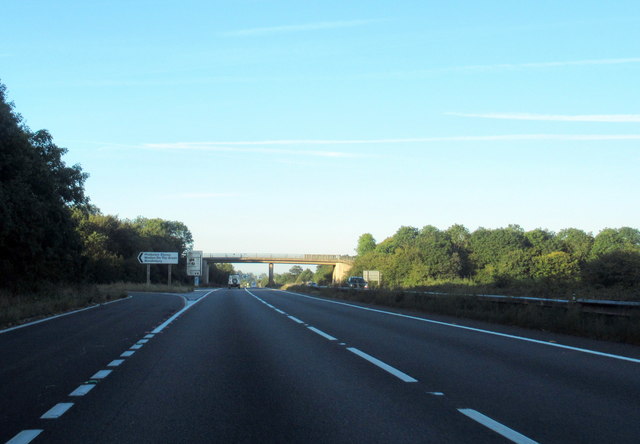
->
[[583, 251, 640, 288]]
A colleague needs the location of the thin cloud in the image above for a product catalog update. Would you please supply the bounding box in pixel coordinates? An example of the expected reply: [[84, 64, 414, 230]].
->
[[224, 19, 381, 37], [369, 57, 640, 79], [459, 57, 640, 72], [144, 134, 640, 150], [143, 143, 364, 157], [447, 112, 640, 123], [165, 192, 239, 199]]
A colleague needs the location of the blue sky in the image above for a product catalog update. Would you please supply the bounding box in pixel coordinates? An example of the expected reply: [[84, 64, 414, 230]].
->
[[2, 1, 639, 273]]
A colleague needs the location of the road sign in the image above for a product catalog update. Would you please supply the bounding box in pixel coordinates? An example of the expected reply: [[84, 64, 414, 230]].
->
[[186, 250, 203, 276], [137, 252, 179, 264], [363, 270, 381, 285]]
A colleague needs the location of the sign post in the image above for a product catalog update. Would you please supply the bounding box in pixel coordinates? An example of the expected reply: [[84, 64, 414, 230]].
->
[[138, 252, 179, 286], [186, 251, 203, 286]]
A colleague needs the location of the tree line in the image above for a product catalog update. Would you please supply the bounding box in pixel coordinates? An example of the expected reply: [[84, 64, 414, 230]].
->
[[351, 224, 640, 291], [1, 81, 193, 290]]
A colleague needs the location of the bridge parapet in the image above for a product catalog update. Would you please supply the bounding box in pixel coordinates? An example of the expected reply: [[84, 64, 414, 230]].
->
[[204, 253, 354, 264], [201, 253, 354, 285]]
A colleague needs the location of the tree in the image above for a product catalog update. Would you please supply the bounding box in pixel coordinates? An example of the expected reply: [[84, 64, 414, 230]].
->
[[525, 228, 562, 255], [0, 82, 87, 287], [132, 217, 193, 255], [445, 224, 472, 277], [298, 268, 314, 283], [289, 265, 304, 277], [532, 252, 580, 281], [583, 251, 640, 288], [209, 263, 235, 286], [376, 226, 418, 254], [469, 226, 529, 271], [591, 227, 640, 258], [557, 228, 593, 263], [356, 233, 376, 256], [314, 265, 334, 285]]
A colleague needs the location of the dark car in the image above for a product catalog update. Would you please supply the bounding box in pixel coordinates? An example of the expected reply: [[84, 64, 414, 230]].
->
[[347, 276, 368, 289]]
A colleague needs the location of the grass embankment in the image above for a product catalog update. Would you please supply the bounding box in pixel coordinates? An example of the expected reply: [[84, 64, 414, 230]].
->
[[287, 286, 640, 345], [0, 282, 193, 330]]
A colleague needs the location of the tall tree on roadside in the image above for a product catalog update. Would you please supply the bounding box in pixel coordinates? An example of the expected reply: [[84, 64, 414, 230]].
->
[[356, 233, 376, 256], [557, 228, 593, 264], [0, 82, 88, 288]]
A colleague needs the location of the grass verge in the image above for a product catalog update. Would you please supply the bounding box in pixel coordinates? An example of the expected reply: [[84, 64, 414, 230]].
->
[[288, 286, 640, 345], [0, 282, 193, 330]]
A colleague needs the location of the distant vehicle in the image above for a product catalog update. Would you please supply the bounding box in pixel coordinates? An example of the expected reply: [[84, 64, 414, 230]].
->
[[306, 282, 318, 287], [228, 274, 241, 289], [347, 276, 368, 289]]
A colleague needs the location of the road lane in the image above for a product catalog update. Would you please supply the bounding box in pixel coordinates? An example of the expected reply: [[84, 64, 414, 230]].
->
[[0, 291, 186, 443], [41, 289, 502, 443], [250, 288, 640, 443], [6, 286, 638, 442]]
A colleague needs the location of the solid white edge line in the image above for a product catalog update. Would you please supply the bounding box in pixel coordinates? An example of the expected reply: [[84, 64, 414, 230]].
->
[[40, 402, 74, 419], [108, 359, 125, 367], [307, 326, 337, 341], [274, 308, 286, 315], [458, 409, 538, 444], [279, 290, 640, 364], [151, 289, 218, 334], [5, 430, 43, 444], [0, 296, 133, 334], [69, 384, 95, 396], [347, 347, 418, 382], [91, 369, 112, 379]]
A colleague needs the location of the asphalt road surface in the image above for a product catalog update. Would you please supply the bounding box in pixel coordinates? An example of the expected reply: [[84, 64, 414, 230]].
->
[[2, 288, 640, 443]]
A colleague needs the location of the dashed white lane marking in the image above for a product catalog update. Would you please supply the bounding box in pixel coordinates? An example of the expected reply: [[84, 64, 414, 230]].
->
[[287, 315, 305, 324], [144, 334, 154, 339], [274, 308, 286, 315], [91, 370, 112, 379], [108, 359, 125, 367], [280, 290, 640, 364], [307, 326, 337, 341], [427, 392, 445, 396], [458, 409, 538, 444], [130, 344, 143, 350], [120, 350, 135, 357], [151, 289, 218, 334], [41, 402, 74, 419], [347, 347, 418, 383], [69, 384, 95, 396], [137, 339, 149, 344], [5, 429, 43, 444]]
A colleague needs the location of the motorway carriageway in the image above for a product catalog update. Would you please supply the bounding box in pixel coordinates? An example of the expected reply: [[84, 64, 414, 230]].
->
[[2, 288, 640, 443]]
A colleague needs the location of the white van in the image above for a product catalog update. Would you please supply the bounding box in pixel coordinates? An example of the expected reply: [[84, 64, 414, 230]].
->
[[228, 274, 241, 289]]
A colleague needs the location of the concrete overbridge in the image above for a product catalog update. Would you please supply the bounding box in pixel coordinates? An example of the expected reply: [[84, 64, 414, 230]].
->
[[201, 253, 354, 286]]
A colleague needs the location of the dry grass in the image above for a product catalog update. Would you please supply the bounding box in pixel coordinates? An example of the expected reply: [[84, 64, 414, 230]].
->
[[289, 286, 640, 345], [0, 282, 193, 330]]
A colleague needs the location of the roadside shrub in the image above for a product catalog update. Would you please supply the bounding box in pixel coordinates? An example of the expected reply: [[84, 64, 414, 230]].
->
[[583, 251, 640, 288], [532, 251, 580, 281]]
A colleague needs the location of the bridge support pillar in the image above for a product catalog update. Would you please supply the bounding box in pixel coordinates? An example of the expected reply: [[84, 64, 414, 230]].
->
[[332, 262, 352, 284], [202, 261, 209, 285], [268, 263, 274, 286]]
